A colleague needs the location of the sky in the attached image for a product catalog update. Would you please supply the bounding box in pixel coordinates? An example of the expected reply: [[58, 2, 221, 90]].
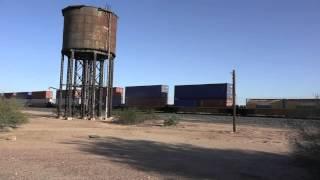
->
[[0, 0, 320, 104]]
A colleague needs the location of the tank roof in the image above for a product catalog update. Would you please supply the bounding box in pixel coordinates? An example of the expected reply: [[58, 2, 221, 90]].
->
[[62, 5, 118, 17]]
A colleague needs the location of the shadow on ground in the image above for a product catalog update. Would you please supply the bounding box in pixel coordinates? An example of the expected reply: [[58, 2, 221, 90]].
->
[[25, 113, 56, 119], [66, 137, 310, 180]]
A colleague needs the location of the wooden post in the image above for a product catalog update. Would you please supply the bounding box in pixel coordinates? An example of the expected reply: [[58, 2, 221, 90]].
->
[[232, 70, 236, 132]]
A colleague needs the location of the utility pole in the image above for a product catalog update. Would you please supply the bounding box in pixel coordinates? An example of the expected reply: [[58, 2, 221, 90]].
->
[[232, 69, 236, 132], [315, 93, 320, 107]]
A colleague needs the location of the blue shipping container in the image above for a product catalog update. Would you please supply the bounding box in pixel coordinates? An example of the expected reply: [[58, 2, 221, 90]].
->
[[174, 83, 232, 99], [125, 85, 168, 98], [175, 99, 199, 107]]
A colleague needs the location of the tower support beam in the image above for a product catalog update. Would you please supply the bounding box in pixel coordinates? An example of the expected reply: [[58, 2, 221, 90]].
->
[[57, 53, 64, 118]]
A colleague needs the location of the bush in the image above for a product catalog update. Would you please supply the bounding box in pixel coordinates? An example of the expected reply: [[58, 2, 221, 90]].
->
[[0, 99, 28, 129], [115, 109, 158, 125], [144, 109, 159, 120], [292, 125, 320, 178], [163, 115, 180, 126]]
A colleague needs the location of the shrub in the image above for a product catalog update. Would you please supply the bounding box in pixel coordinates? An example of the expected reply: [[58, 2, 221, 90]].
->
[[163, 115, 180, 126], [0, 99, 28, 129], [115, 109, 160, 125], [115, 109, 140, 125], [144, 109, 159, 120], [292, 125, 320, 178]]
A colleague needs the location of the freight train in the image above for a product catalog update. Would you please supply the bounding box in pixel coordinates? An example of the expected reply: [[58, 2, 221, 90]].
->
[[122, 83, 233, 109], [121, 84, 320, 119], [2, 84, 319, 119], [0, 91, 53, 107]]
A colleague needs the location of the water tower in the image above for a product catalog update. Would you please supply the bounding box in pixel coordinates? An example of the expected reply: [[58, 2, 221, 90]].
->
[[57, 5, 118, 120]]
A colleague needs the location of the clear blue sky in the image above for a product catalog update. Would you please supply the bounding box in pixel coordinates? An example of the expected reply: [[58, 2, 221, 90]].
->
[[0, 0, 319, 104]]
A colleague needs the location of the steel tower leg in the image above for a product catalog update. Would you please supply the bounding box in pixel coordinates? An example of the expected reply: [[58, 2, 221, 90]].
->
[[66, 50, 74, 120], [90, 52, 97, 120], [84, 60, 90, 119], [107, 56, 114, 118], [106, 60, 110, 118], [86, 60, 90, 118], [65, 56, 71, 118], [98, 60, 104, 119], [109, 57, 114, 118], [87, 60, 92, 118], [81, 60, 87, 119], [58, 53, 64, 118], [72, 60, 78, 117]]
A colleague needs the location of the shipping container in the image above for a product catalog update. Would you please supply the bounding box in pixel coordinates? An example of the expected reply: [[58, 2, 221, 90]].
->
[[4, 93, 15, 98], [2, 90, 53, 107], [246, 99, 284, 109], [28, 99, 54, 107], [103, 87, 123, 107], [56, 89, 81, 99], [174, 83, 232, 100], [246, 99, 320, 110], [56, 87, 124, 107], [125, 85, 168, 107], [285, 99, 320, 109], [31, 91, 53, 99], [175, 99, 199, 107], [15, 92, 31, 99], [3, 92, 31, 99], [112, 95, 122, 107], [114, 87, 123, 94], [53, 98, 81, 107], [126, 97, 167, 108], [102, 87, 124, 97], [226, 98, 233, 106], [200, 99, 229, 107], [174, 83, 232, 108], [125, 85, 168, 98]]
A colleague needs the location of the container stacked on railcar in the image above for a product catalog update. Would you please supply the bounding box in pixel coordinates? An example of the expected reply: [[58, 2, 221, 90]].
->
[[174, 83, 233, 108], [125, 85, 168, 108], [246, 99, 284, 109], [56, 89, 82, 106], [1, 91, 53, 107], [246, 98, 320, 109], [29, 91, 53, 107], [56, 87, 123, 107], [102, 87, 123, 107]]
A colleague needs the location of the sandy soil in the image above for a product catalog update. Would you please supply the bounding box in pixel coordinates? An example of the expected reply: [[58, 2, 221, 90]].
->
[[0, 109, 311, 180]]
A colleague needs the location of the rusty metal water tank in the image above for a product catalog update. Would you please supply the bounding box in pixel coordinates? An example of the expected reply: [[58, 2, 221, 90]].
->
[[62, 5, 118, 56]]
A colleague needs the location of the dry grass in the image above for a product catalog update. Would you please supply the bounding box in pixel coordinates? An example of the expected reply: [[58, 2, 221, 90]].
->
[[292, 125, 320, 179], [113, 109, 159, 125], [163, 115, 180, 126], [0, 99, 28, 129]]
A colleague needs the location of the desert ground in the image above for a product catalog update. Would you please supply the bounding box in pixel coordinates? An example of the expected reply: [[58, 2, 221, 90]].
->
[[0, 108, 317, 180]]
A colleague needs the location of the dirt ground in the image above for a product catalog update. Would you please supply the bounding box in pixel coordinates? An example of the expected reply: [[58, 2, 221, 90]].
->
[[0, 109, 313, 180]]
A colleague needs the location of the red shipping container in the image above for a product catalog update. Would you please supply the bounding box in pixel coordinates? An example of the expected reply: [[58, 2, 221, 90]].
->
[[31, 91, 53, 99]]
